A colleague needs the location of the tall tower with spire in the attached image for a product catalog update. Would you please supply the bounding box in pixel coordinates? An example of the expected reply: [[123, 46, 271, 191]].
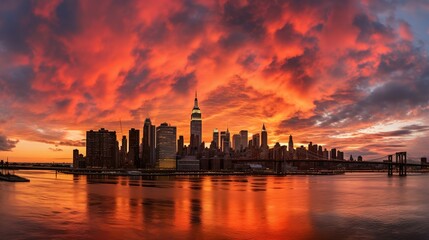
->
[[288, 135, 294, 154], [261, 123, 268, 148], [190, 91, 202, 154]]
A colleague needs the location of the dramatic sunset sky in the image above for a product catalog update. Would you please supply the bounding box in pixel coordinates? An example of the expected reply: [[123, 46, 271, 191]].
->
[[1, 0, 429, 162]]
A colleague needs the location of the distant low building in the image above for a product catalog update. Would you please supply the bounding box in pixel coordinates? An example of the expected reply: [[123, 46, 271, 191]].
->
[[177, 156, 200, 171]]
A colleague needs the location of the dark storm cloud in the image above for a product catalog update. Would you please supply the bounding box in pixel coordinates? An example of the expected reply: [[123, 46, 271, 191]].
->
[[0, 65, 35, 101], [353, 14, 394, 43], [118, 68, 150, 96], [377, 44, 421, 74], [171, 72, 197, 95], [347, 49, 372, 61], [264, 47, 318, 92], [315, 79, 429, 128], [55, 1, 81, 35], [0, 134, 18, 151], [237, 53, 259, 71], [138, 20, 169, 45], [219, 0, 267, 48], [187, 47, 209, 65], [275, 23, 302, 44], [0, 1, 35, 55], [279, 116, 320, 131], [55, 99, 72, 110], [218, 32, 249, 50], [279, 40, 429, 131], [169, 0, 209, 37]]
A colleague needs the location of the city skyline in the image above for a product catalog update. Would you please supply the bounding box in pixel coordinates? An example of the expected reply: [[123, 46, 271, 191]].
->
[[2, 1, 429, 162]]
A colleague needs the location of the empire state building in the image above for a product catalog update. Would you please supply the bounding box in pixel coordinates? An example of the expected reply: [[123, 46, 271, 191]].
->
[[190, 91, 202, 154]]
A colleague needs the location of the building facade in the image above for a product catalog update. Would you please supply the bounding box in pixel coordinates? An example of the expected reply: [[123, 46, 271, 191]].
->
[[232, 134, 241, 152], [239, 130, 248, 150], [213, 128, 219, 150], [142, 118, 156, 168], [261, 124, 268, 149], [156, 122, 177, 169], [129, 128, 140, 168], [190, 92, 202, 155], [86, 128, 118, 168]]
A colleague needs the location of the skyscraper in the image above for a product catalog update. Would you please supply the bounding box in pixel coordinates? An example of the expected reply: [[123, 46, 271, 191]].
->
[[252, 133, 260, 149], [86, 128, 117, 168], [239, 130, 248, 149], [178, 135, 184, 156], [129, 128, 140, 168], [120, 135, 127, 167], [142, 118, 156, 168], [190, 91, 202, 155], [232, 134, 241, 152], [156, 122, 177, 169], [330, 148, 337, 160], [288, 135, 294, 153], [220, 128, 230, 153], [73, 149, 79, 168], [213, 128, 219, 149], [261, 124, 268, 148]]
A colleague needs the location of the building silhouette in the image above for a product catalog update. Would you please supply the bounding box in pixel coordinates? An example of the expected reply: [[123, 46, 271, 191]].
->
[[86, 128, 118, 168], [220, 129, 230, 153], [212, 128, 219, 150], [129, 128, 140, 168], [156, 122, 177, 169], [252, 133, 260, 149], [142, 118, 156, 168], [120, 135, 127, 166], [239, 130, 248, 150], [232, 134, 241, 152], [330, 148, 337, 160], [190, 92, 202, 155], [73, 149, 86, 168], [261, 124, 268, 149], [178, 135, 184, 156]]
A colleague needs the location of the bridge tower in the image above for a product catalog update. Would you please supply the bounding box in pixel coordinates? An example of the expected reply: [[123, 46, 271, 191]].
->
[[396, 152, 407, 176], [387, 155, 393, 176]]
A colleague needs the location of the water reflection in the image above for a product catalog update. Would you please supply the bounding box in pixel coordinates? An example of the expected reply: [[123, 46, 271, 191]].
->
[[2, 171, 429, 239]]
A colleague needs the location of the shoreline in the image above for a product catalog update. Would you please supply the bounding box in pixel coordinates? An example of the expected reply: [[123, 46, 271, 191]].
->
[[59, 169, 346, 176]]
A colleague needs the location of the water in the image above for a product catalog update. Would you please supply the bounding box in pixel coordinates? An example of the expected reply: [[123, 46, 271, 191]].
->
[[1, 171, 429, 240]]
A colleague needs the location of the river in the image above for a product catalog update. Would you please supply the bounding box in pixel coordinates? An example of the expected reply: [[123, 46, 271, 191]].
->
[[1, 171, 428, 239]]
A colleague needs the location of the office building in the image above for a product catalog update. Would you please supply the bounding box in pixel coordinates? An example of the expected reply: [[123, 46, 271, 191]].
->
[[120, 135, 127, 167], [330, 148, 337, 160], [239, 130, 248, 149], [232, 134, 241, 152], [252, 133, 260, 149], [156, 122, 177, 169], [261, 124, 268, 148], [213, 128, 219, 149], [220, 129, 230, 153], [129, 128, 140, 168], [142, 118, 156, 168], [86, 128, 117, 168], [178, 135, 184, 156], [190, 92, 202, 155]]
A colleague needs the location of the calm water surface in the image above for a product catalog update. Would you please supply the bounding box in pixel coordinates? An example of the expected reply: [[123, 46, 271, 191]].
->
[[1, 171, 429, 239]]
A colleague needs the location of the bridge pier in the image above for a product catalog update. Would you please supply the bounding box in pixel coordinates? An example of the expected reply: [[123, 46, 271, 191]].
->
[[396, 152, 407, 176], [387, 155, 393, 176]]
